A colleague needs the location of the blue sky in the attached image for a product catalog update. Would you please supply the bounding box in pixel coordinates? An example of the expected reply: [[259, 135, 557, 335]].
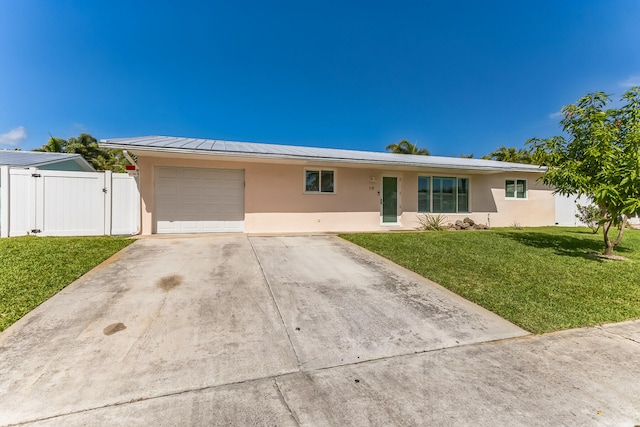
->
[[1, 1, 639, 157]]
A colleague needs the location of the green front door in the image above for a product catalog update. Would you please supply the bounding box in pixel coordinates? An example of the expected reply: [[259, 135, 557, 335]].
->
[[382, 176, 398, 223]]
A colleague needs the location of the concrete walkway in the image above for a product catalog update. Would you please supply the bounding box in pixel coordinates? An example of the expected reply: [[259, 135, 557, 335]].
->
[[0, 235, 638, 426]]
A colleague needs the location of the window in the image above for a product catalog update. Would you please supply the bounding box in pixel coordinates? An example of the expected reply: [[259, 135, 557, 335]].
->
[[418, 176, 470, 213], [505, 179, 527, 199], [305, 169, 335, 193], [458, 178, 469, 212], [433, 177, 456, 213], [418, 176, 431, 212]]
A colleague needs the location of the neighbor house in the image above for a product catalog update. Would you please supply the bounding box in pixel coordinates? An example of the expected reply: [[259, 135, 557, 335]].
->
[[99, 136, 554, 235], [0, 151, 95, 172]]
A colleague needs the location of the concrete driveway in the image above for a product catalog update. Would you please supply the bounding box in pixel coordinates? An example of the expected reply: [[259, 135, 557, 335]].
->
[[1, 235, 639, 426]]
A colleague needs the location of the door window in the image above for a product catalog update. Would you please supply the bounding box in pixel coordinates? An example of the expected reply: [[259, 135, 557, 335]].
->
[[382, 176, 398, 223]]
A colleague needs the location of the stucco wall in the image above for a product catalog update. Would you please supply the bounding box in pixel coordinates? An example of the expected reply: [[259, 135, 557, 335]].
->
[[401, 172, 554, 229], [136, 155, 555, 234]]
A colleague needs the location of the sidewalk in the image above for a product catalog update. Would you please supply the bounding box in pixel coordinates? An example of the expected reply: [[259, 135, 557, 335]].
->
[[7, 320, 640, 426]]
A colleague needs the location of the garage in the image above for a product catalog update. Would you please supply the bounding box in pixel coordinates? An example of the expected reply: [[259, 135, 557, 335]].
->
[[154, 166, 245, 233]]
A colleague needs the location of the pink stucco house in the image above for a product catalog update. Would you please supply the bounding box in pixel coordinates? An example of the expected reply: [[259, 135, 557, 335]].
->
[[100, 136, 554, 235]]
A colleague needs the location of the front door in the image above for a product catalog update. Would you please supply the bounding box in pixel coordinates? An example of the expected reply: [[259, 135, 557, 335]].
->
[[381, 176, 399, 224]]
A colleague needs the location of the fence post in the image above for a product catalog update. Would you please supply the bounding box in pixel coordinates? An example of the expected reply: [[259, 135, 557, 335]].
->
[[31, 167, 42, 235], [103, 170, 112, 235], [1, 166, 9, 238]]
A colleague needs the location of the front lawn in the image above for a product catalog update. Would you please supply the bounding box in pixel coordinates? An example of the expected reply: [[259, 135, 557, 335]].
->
[[340, 227, 640, 333], [0, 236, 133, 332]]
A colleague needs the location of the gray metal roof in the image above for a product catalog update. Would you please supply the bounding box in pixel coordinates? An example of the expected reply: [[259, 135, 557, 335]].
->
[[0, 150, 93, 170], [100, 135, 545, 173]]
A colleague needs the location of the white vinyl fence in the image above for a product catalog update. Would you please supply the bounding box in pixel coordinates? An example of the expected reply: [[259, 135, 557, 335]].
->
[[554, 193, 592, 226], [555, 193, 640, 226], [0, 166, 140, 238]]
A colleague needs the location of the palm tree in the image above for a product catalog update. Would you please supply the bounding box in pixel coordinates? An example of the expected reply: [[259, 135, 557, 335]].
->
[[65, 133, 103, 165], [32, 133, 128, 172], [385, 139, 430, 155], [33, 136, 66, 153], [482, 146, 533, 164]]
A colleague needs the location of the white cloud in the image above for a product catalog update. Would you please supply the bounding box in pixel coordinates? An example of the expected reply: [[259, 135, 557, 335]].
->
[[619, 75, 640, 87], [0, 126, 27, 147], [548, 111, 563, 119]]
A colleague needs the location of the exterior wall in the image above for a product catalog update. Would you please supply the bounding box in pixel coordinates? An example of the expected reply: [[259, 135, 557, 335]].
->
[[472, 172, 553, 227], [136, 155, 556, 234], [400, 171, 554, 229], [37, 159, 88, 172]]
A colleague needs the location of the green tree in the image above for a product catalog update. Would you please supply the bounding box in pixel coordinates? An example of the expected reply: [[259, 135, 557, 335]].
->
[[33, 136, 66, 153], [385, 139, 430, 155], [482, 146, 534, 163], [65, 133, 103, 161], [528, 87, 640, 256], [33, 133, 127, 172]]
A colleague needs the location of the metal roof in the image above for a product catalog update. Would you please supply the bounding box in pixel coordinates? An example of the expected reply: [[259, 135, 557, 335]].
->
[[0, 150, 94, 170], [100, 135, 545, 173]]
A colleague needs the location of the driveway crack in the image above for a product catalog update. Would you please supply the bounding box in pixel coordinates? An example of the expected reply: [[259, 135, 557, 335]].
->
[[247, 236, 303, 367], [598, 327, 640, 345], [274, 378, 301, 426]]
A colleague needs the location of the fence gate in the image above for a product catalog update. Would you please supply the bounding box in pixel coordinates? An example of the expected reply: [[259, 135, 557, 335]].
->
[[0, 167, 139, 237]]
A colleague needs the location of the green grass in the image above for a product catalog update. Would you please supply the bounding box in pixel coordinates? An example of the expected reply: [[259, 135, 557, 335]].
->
[[340, 227, 640, 334], [0, 236, 133, 332]]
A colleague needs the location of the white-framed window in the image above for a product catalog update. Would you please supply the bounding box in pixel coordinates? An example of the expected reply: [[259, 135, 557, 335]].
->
[[305, 168, 335, 193], [505, 179, 527, 199], [418, 175, 470, 213], [418, 176, 431, 212]]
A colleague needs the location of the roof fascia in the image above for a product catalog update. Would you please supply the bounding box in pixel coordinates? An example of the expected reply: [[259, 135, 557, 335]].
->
[[100, 143, 545, 174]]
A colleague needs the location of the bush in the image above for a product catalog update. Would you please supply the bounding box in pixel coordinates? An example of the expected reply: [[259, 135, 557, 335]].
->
[[417, 214, 448, 231], [576, 204, 603, 233]]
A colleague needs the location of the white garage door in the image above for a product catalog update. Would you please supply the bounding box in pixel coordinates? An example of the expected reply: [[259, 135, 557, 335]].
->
[[155, 167, 245, 233]]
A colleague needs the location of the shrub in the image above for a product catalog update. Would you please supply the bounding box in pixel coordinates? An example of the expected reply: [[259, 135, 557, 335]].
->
[[576, 204, 603, 233], [417, 213, 448, 231]]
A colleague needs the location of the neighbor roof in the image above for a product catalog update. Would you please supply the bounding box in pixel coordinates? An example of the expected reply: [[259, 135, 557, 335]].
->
[[100, 136, 545, 173], [0, 150, 95, 171]]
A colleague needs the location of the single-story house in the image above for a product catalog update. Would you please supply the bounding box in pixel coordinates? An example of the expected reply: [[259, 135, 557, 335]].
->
[[99, 136, 554, 235], [0, 151, 95, 172]]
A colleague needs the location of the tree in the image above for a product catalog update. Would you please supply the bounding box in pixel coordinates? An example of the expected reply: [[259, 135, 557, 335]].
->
[[65, 133, 104, 162], [33, 136, 66, 153], [482, 146, 534, 164], [385, 139, 430, 155], [33, 133, 127, 172], [528, 87, 640, 256]]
